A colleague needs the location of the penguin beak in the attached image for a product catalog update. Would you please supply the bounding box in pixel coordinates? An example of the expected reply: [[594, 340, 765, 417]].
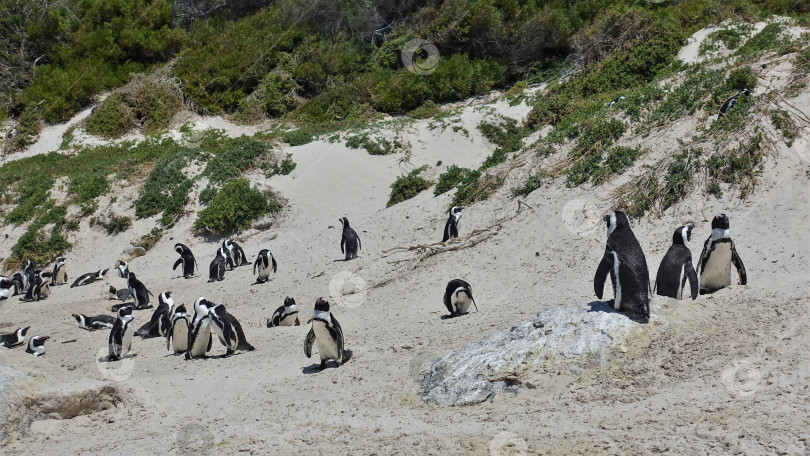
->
[[602, 215, 610, 223]]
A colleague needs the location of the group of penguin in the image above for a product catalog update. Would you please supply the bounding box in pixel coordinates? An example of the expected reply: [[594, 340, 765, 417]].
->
[[595, 211, 747, 322]]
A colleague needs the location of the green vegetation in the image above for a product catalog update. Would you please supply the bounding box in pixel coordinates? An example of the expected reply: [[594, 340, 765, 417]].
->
[[407, 101, 441, 120], [770, 109, 798, 145], [101, 215, 132, 235], [707, 132, 764, 198], [566, 119, 627, 187], [512, 173, 543, 198], [193, 179, 281, 234], [434, 166, 479, 196], [134, 149, 199, 225], [387, 167, 432, 207], [8, 106, 42, 153], [699, 23, 752, 55], [84, 93, 134, 138], [345, 133, 405, 156], [198, 135, 269, 203]]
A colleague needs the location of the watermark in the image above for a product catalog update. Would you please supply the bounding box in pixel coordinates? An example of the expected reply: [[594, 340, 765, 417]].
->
[[489, 431, 528, 456], [96, 347, 136, 382], [328, 271, 367, 309], [408, 351, 438, 384], [721, 360, 761, 397], [183, 128, 206, 149], [650, 296, 682, 318], [561, 198, 602, 238], [175, 423, 215, 456], [401, 39, 440, 76]]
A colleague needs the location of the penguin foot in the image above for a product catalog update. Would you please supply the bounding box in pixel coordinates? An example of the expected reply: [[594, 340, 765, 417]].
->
[[320, 360, 327, 370]]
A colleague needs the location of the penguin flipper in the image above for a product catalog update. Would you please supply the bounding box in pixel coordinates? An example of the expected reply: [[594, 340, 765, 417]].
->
[[272, 256, 277, 274], [331, 316, 345, 364], [340, 236, 345, 254], [253, 256, 260, 275], [304, 328, 316, 358], [443, 291, 453, 315], [697, 237, 710, 276], [594, 250, 613, 300], [173, 258, 183, 271], [731, 242, 747, 285], [685, 261, 699, 300]]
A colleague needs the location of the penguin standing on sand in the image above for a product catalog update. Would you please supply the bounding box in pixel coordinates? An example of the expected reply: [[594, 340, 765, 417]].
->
[[655, 224, 699, 300], [718, 89, 751, 118], [166, 304, 190, 354], [253, 249, 277, 284], [10, 273, 24, 296], [108, 306, 135, 361], [127, 272, 153, 309], [22, 260, 35, 291], [339, 217, 361, 260], [117, 261, 129, 278], [594, 211, 651, 323], [208, 249, 227, 282], [186, 297, 213, 359], [443, 279, 478, 317], [51, 257, 67, 286], [208, 303, 255, 357], [267, 297, 300, 327], [304, 298, 345, 369], [20, 269, 49, 302], [137, 291, 174, 338], [71, 269, 108, 288], [1, 326, 30, 348], [697, 213, 747, 294], [226, 239, 250, 266], [26, 336, 49, 356], [173, 243, 197, 279], [73, 313, 117, 330], [442, 206, 464, 242]]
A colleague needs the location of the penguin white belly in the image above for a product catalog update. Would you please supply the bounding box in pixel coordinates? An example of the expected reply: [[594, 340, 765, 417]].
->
[[172, 324, 189, 352], [0, 288, 9, 299], [612, 252, 622, 310], [701, 244, 732, 290], [189, 322, 211, 356], [121, 324, 134, 357], [676, 264, 685, 300], [313, 321, 338, 361], [259, 267, 270, 280], [452, 289, 472, 315], [56, 269, 66, 284], [279, 312, 298, 326]]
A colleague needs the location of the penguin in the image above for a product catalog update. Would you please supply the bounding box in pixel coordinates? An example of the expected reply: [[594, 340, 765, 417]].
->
[[108, 285, 131, 301], [224, 239, 250, 267], [25, 336, 49, 356], [126, 272, 153, 309], [442, 206, 464, 242], [10, 273, 24, 296], [70, 269, 108, 288], [22, 259, 35, 291], [220, 240, 237, 270], [339, 217, 361, 260], [173, 243, 198, 279], [253, 249, 277, 284], [117, 260, 129, 278], [166, 304, 190, 354], [73, 313, 117, 330], [108, 306, 135, 361], [267, 297, 300, 327], [0, 276, 16, 299], [304, 297, 345, 369], [51, 257, 67, 286], [208, 303, 255, 357], [185, 297, 213, 360], [443, 279, 478, 317], [655, 224, 699, 300], [718, 89, 750, 118], [137, 291, 174, 338], [594, 211, 651, 323], [607, 95, 626, 108], [1, 326, 30, 348], [697, 213, 747, 294], [208, 249, 227, 283], [20, 269, 49, 302]]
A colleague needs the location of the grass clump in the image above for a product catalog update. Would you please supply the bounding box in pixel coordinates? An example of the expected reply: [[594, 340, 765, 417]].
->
[[726, 66, 757, 91], [434, 165, 479, 195], [770, 109, 797, 146], [387, 167, 432, 207], [4, 178, 54, 225], [102, 216, 132, 235], [478, 117, 531, 169], [7, 106, 42, 153], [136, 227, 163, 251], [193, 179, 281, 234], [235, 71, 300, 123], [345, 133, 404, 156], [85, 92, 135, 138], [734, 22, 785, 63], [707, 132, 764, 198], [134, 148, 199, 225], [566, 119, 627, 187], [512, 172, 543, 198], [699, 23, 751, 55], [647, 69, 725, 126], [407, 101, 441, 120], [7, 202, 70, 268], [198, 135, 268, 203], [261, 154, 296, 178], [68, 174, 109, 204]]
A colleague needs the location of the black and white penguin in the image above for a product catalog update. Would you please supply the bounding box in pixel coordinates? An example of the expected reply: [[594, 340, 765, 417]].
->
[[166, 304, 190, 354], [253, 249, 277, 284], [117, 260, 129, 278], [127, 272, 153, 309], [655, 224, 699, 300], [208, 248, 227, 282], [267, 297, 300, 327], [10, 273, 24, 296], [1, 326, 30, 348], [442, 206, 464, 242], [0, 276, 16, 300], [185, 297, 213, 360], [304, 297, 345, 369], [208, 303, 255, 357], [697, 213, 747, 294], [224, 239, 250, 267], [20, 269, 49, 302], [594, 211, 651, 323], [73, 313, 117, 330], [607, 95, 626, 108], [22, 259, 35, 291], [70, 269, 108, 288], [51, 257, 67, 286], [173, 243, 198, 279], [25, 336, 49, 356], [339, 217, 361, 261], [137, 291, 174, 338], [443, 279, 478, 317], [718, 89, 751, 118], [108, 306, 135, 361]]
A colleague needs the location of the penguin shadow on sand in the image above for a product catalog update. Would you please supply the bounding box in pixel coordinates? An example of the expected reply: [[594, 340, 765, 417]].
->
[[111, 302, 148, 312], [301, 350, 353, 374], [97, 353, 137, 363], [587, 300, 649, 324]]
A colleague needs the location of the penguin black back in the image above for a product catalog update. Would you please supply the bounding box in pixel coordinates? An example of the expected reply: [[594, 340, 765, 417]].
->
[[339, 217, 361, 260], [655, 225, 699, 300]]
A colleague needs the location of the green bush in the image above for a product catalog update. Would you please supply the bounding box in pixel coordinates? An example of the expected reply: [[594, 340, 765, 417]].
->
[[707, 133, 764, 198], [387, 167, 432, 207], [198, 135, 268, 202], [193, 179, 281, 234], [407, 101, 441, 119], [68, 173, 109, 204], [726, 67, 757, 91], [512, 173, 543, 198], [566, 119, 627, 187], [8, 202, 70, 268], [134, 149, 198, 224], [434, 165, 478, 195], [9, 106, 42, 152], [5, 177, 53, 225], [105, 216, 132, 234], [235, 71, 300, 123], [262, 154, 297, 177], [85, 92, 134, 138], [345, 133, 404, 156]]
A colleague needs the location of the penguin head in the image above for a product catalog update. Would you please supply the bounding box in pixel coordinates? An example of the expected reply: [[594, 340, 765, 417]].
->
[[339, 217, 349, 229], [29, 336, 48, 348], [674, 224, 695, 246], [603, 211, 629, 237], [450, 206, 464, 217], [284, 296, 296, 307], [175, 243, 185, 255], [128, 272, 136, 280], [711, 213, 730, 230], [174, 304, 187, 314], [100, 268, 110, 278], [117, 306, 133, 319], [56, 257, 65, 265], [194, 297, 210, 313], [160, 291, 174, 307], [19, 326, 30, 337], [314, 297, 330, 312], [72, 314, 84, 325]]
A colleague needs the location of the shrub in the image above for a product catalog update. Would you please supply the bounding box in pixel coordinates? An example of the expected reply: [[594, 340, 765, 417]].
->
[[387, 167, 432, 207], [134, 150, 198, 224], [770, 109, 797, 145], [235, 71, 300, 123], [198, 135, 268, 202], [85, 92, 135, 138], [512, 173, 543, 198], [726, 66, 757, 91], [68, 173, 109, 204], [707, 133, 764, 198], [5, 177, 53, 225], [8, 106, 42, 152], [407, 101, 441, 119], [262, 154, 297, 177], [136, 227, 163, 251], [194, 179, 281, 234], [345, 133, 404, 156], [434, 165, 478, 195], [105, 216, 132, 234], [7, 202, 70, 267]]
